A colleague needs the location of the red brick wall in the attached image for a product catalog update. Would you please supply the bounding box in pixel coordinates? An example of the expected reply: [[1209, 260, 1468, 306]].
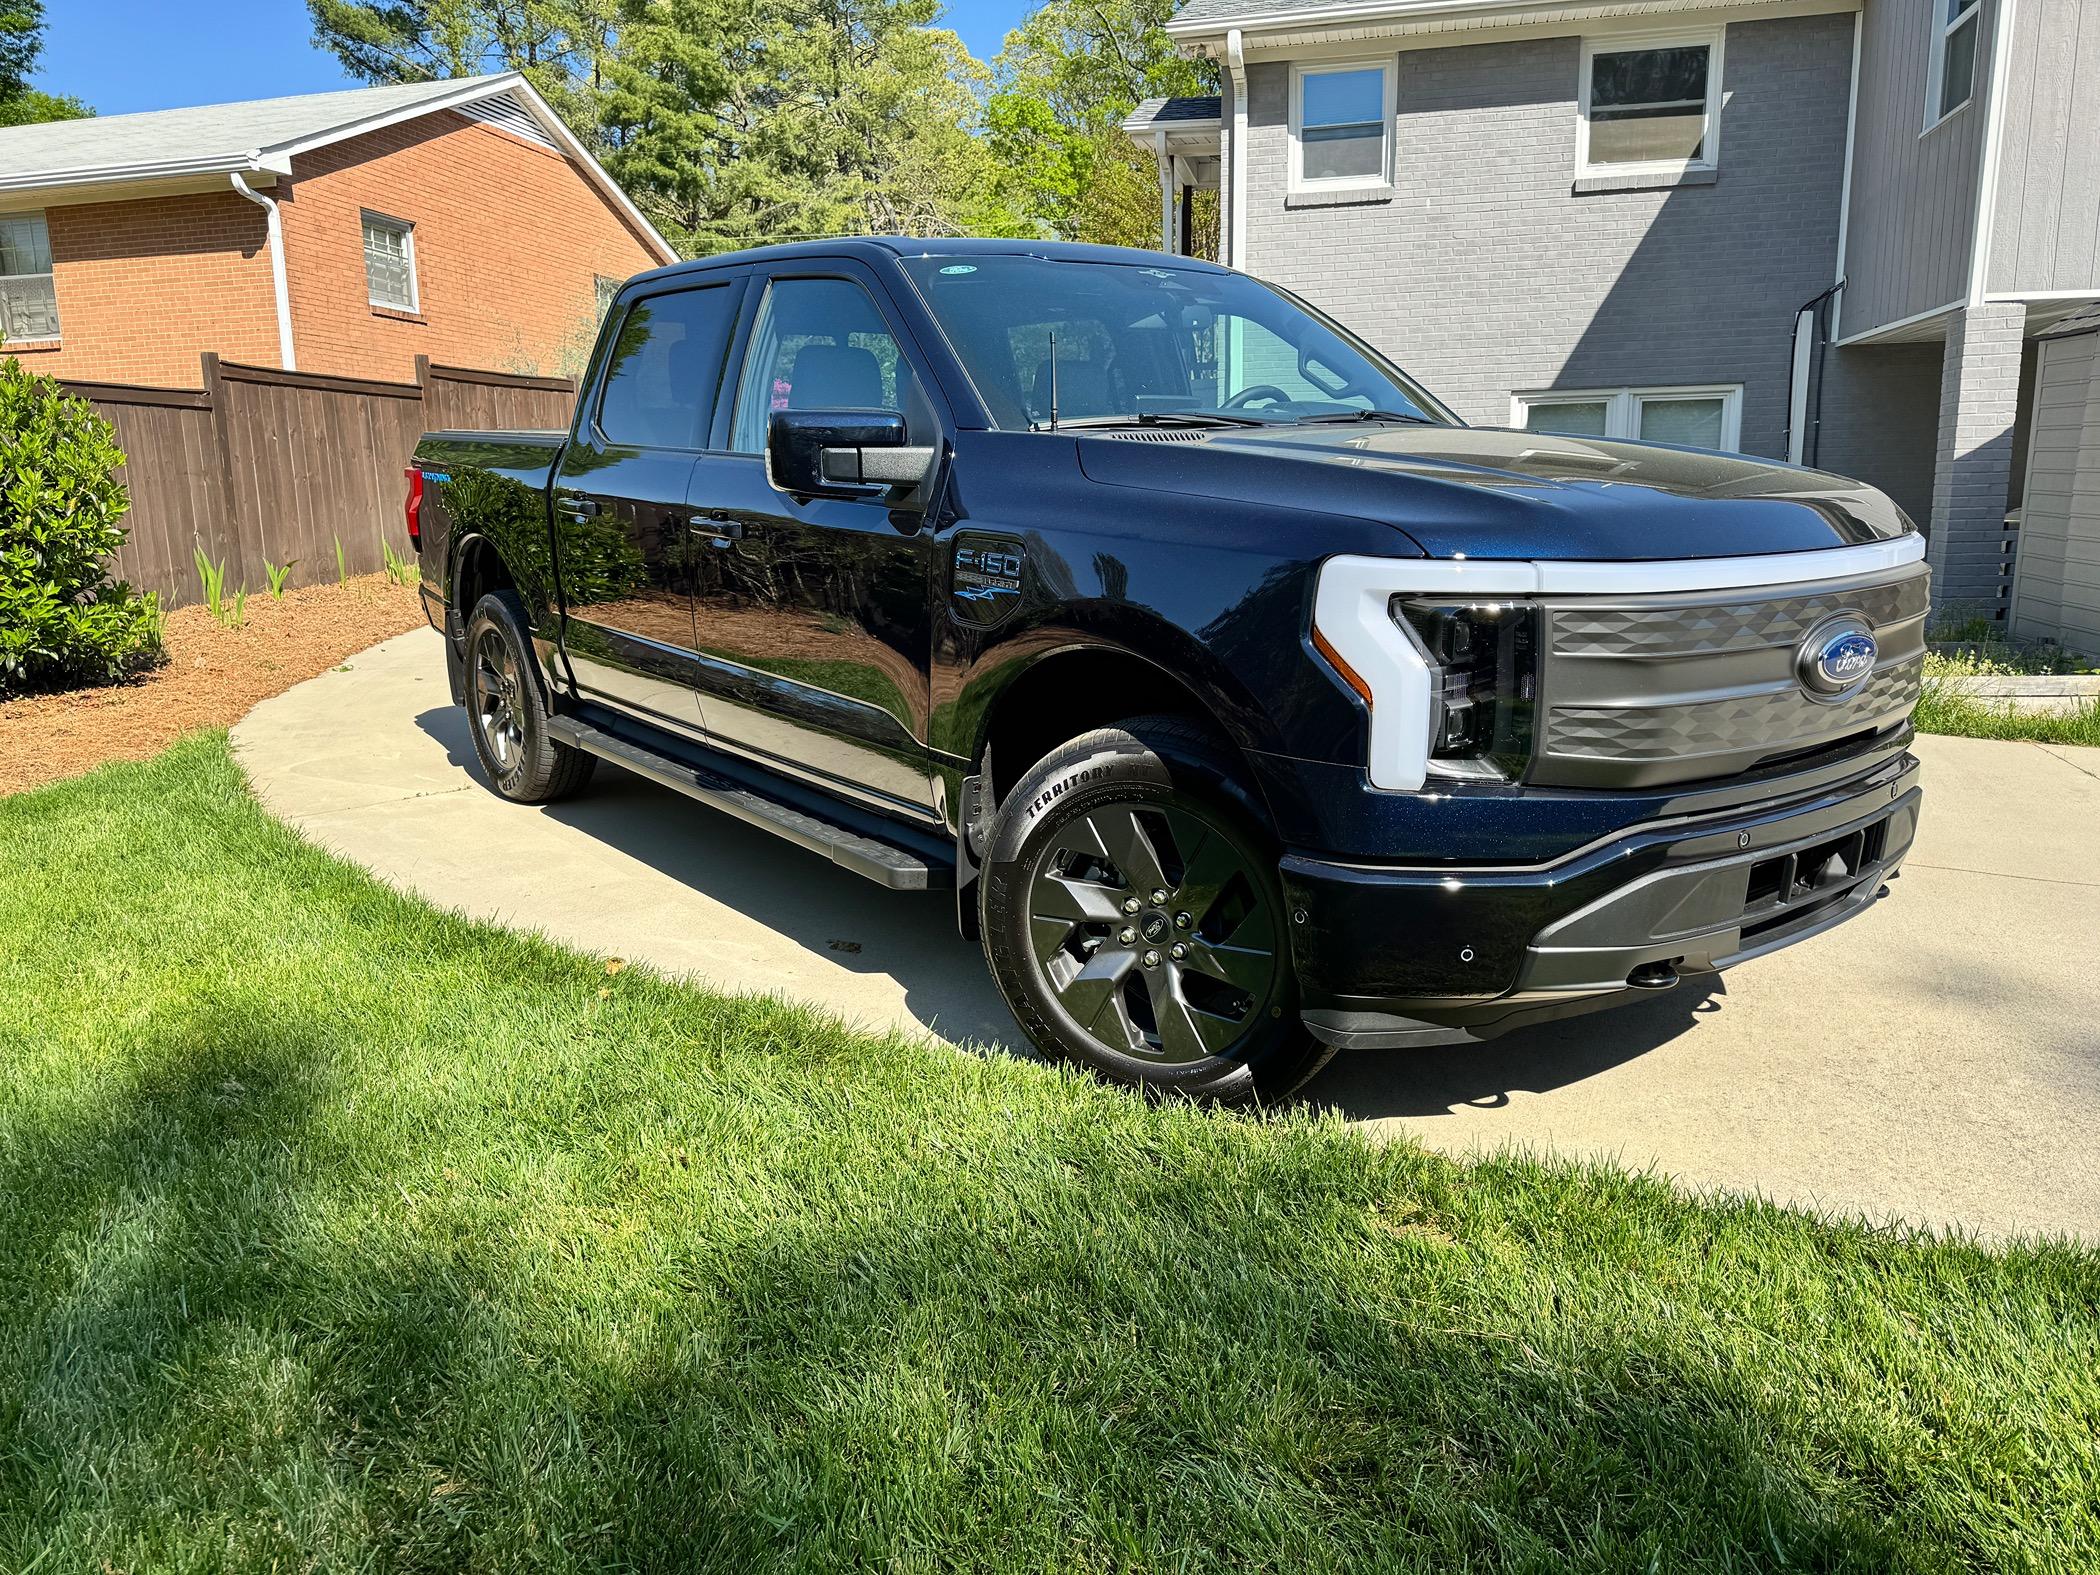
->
[[14, 191, 281, 386], [277, 110, 667, 382], [11, 106, 667, 389]]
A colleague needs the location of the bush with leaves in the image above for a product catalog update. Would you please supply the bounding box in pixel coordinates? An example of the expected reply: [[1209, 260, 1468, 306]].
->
[[0, 356, 164, 697]]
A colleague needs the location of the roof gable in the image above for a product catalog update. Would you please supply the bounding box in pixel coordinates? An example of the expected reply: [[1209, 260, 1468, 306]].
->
[[0, 73, 674, 263]]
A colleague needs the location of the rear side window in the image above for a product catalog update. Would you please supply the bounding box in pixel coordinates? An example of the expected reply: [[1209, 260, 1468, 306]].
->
[[595, 282, 739, 450]]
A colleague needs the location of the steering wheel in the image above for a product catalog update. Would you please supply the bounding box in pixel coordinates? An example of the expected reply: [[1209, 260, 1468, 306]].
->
[[1221, 384, 1293, 411]]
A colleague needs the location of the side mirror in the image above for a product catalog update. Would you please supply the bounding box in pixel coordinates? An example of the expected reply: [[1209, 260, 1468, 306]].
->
[[766, 409, 936, 499]]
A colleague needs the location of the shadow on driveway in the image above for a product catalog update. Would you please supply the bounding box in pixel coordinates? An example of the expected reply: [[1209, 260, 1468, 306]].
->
[[417, 705, 1708, 1114]]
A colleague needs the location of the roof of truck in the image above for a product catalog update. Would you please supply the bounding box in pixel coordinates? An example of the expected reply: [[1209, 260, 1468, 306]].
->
[[622, 236, 1233, 293]]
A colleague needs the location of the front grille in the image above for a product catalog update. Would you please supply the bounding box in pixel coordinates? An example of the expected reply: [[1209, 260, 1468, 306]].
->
[[1552, 576, 1928, 658], [1547, 655, 1922, 761], [1532, 561, 1930, 790]]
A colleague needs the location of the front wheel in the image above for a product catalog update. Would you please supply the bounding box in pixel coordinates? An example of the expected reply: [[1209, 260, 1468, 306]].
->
[[978, 717, 1333, 1105]]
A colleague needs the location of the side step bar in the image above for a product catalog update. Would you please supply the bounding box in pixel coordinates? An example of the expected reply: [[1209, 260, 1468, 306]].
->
[[546, 713, 953, 892]]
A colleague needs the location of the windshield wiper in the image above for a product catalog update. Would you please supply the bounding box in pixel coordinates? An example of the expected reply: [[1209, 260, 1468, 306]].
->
[[1294, 409, 1436, 426], [1052, 410, 1272, 431]]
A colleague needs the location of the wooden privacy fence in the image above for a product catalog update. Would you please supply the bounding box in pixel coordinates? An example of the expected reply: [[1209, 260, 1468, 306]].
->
[[61, 353, 575, 611]]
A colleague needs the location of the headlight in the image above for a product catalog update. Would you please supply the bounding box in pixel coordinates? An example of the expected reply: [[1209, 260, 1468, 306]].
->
[[1396, 600, 1538, 782]]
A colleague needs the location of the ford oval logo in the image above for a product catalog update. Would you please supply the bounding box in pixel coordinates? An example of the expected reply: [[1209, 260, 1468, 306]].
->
[[1796, 617, 1878, 698]]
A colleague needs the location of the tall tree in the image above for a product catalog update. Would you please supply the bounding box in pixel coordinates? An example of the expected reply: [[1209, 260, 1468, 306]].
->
[[988, 0, 1214, 249], [0, 0, 91, 126], [306, 0, 617, 137], [601, 0, 1025, 256]]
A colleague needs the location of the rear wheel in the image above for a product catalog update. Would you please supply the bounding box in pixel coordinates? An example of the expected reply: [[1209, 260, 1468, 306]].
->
[[462, 591, 596, 804], [979, 717, 1332, 1105]]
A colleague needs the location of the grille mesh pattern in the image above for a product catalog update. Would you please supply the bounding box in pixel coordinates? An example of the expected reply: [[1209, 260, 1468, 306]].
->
[[1551, 578, 1928, 658], [1546, 656, 1923, 761]]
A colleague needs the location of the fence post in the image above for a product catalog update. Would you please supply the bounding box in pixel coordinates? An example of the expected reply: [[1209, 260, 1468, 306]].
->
[[197, 352, 244, 587]]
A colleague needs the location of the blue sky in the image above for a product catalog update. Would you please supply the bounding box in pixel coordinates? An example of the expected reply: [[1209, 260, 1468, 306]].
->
[[37, 0, 1033, 116]]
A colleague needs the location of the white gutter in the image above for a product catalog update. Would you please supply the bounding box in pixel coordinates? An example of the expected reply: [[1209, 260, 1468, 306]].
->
[[0, 151, 290, 196], [1830, 7, 1861, 341], [1226, 28, 1249, 270], [230, 170, 296, 371], [1967, 0, 2017, 307]]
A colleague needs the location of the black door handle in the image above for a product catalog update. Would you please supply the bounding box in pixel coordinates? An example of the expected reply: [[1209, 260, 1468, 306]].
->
[[688, 513, 743, 543]]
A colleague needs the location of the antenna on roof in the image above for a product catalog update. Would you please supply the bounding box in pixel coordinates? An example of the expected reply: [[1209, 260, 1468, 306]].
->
[[1048, 329, 1060, 434]]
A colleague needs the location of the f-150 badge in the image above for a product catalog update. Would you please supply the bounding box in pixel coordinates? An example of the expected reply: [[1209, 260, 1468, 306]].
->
[[951, 534, 1025, 626]]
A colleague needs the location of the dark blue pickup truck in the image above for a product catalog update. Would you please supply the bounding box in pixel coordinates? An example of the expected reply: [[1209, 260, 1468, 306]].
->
[[410, 237, 1926, 1103]]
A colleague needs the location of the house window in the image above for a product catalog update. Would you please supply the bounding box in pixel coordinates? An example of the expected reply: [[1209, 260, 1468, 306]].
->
[[1513, 385, 1743, 452], [362, 212, 418, 311], [0, 212, 59, 342], [1291, 62, 1393, 190], [1579, 32, 1723, 174], [1927, 0, 1982, 128]]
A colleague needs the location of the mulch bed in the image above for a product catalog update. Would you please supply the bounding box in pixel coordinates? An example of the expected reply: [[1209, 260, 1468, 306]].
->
[[0, 575, 425, 796]]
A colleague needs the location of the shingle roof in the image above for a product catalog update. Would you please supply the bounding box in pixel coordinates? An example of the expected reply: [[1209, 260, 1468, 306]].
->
[[0, 75, 512, 184], [1124, 95, 1225, 129]]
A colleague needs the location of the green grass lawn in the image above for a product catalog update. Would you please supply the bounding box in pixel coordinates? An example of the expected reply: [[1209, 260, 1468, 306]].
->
[[3, 736, 2097, 1572]]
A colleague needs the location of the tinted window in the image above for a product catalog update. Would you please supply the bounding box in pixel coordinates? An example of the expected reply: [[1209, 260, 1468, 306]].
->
[[596, 283, 738, 450], [729, 276, 924, 452], [899, 255, 1451, 431]]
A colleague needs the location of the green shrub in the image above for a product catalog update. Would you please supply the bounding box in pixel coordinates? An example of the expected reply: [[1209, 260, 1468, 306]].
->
[[0, 357, 164, 697]]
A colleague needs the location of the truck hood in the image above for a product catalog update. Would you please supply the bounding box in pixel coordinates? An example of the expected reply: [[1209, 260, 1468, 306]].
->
[[1072, 423, 1912, 560]]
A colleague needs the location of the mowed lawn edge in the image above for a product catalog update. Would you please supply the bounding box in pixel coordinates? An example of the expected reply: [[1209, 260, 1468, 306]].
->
[[1, 733, 2095, 1572]]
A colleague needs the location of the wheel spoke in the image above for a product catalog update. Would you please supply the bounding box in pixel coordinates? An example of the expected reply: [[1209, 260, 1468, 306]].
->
[[1058, 948, 1137, 1038], [1031, 867, 1128, 927], [473, 666, 502, 700], [1183, 937, 1274, 995], [1175, 824, 1245, 920], [1145, 968, 1235, 1063], [1089, 807, 1169, 897]]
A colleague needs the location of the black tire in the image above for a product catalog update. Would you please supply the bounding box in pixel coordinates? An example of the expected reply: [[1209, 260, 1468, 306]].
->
[[461, 591, 596, 804], [978, 716, 1334, 1106]]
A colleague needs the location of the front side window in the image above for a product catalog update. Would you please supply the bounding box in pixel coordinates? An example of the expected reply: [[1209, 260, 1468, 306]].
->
[[594, 282, 740, 450], [362, 212, 417, 310], [1515, 385, 1742, 452], [729, 276, 922, 453], [1580, 34, 1721, 173], [900, 254, 1452, 432], [0, 212, 59, 342], [1293, 63, 1392, 189], [1928, 0, 1982, 126]]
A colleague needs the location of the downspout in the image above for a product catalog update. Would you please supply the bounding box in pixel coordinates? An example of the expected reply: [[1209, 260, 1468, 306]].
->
[[1226, 28, 1248, 272], [1156, 128, 1176, 254], [230, 170, 296, 371]]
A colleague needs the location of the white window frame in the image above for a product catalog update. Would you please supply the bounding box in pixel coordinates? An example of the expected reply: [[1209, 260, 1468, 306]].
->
[[1576, 27, 1726, 179], [1510, 384, 1744, 452], [0, 210, 60, 343], [362, 210, 419, 312], [1923, 0, 1982, 133], [1288, 59, 1396, 194]]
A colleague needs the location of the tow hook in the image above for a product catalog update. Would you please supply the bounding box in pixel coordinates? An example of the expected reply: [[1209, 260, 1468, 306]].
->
[[1626, 960, 1680, 991]]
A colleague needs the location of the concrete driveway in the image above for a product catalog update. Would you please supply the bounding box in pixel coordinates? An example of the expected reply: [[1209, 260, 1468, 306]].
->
[[233, 627, 2100, 1242]]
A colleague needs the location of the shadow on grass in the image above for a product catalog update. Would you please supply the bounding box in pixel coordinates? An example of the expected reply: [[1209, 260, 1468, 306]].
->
[[0, 1000, 2020, 1571]]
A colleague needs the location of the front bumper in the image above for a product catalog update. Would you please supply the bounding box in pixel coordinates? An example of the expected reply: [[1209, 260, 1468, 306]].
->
[[1285, 751, 1920, 1049]]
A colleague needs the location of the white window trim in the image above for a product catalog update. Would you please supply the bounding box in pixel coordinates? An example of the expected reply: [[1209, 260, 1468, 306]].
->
[[1923, 0, 1982, 135], [0, 210, 60, 343], [362, 210, 419, 312], [1288, 58, 1396, 195], [1510, 384, 1745, 452], [1575, 27, 1726, 180]]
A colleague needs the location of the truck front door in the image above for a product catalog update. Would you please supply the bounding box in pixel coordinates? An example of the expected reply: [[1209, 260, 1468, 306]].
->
[[553, 274, 743, 733], [684, 265, 944, 819]]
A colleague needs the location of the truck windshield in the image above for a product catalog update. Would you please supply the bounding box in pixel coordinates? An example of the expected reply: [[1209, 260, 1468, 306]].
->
[[898, 254, 1455, 432]]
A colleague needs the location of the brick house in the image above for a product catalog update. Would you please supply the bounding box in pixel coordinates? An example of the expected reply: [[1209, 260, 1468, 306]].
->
[[1130, 0, 2100, 648], [0, 74, 674, 388]]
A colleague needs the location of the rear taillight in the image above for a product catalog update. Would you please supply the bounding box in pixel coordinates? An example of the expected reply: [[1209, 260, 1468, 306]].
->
[[403, 466, 424, 549]]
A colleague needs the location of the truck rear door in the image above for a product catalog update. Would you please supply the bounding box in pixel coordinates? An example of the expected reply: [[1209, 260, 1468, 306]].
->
[[553, 273, 745, 734]]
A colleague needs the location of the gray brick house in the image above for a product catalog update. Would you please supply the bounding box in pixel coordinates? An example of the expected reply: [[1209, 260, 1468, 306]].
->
[[1128, 0, 2100, 647]]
